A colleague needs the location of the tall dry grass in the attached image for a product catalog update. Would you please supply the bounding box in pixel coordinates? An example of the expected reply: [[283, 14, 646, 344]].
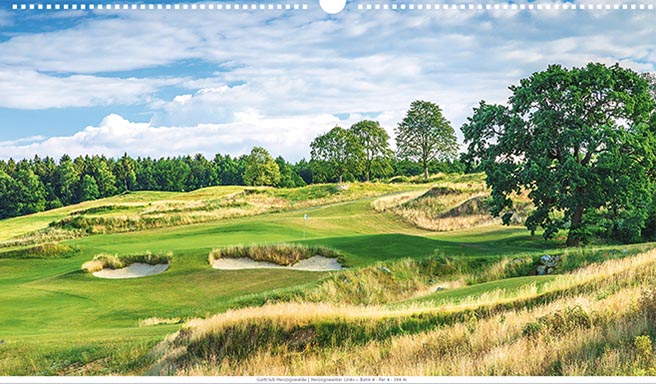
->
[[373, 183, 532, 232], [0, 242, 79, 259], [208, 243, 340, 266], [0, 227, 84, 249], [224, 290, 647, 376], [372, 185, 491, 231], [82, 251, 172, 273], [371, 190, 428, 211], [299, 252, 537, 306], [149, 248, 656, 376], [139, 317, 183, 327]]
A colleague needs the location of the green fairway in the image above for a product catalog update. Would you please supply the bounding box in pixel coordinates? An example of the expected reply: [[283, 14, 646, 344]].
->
[[402, 275, 557, 307], [1, 181, 651, 375]]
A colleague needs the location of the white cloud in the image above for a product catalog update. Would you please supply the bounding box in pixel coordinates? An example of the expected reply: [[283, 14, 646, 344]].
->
[[0, 135, 46, 146], [0, 67, 178, 109], [2, 3, 656, 158], [0, 16, 202, 73], [0, 113, 348, 161]]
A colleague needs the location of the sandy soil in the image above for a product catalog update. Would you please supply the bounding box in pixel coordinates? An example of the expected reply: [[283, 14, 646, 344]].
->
[[92, 263, 169, 279], [212, 256, 343, 271]]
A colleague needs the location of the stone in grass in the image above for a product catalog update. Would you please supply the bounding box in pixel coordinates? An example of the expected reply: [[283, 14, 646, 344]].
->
[[536, 265, 547, 275], [540, 254, 561, 268], [435, 286, 445, 292], [379, 266, 392, 274]]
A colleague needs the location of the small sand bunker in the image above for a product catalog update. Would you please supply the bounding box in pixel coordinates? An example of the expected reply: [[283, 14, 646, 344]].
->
[[92, 263, 169, 279], [212, 256, 343, 271]]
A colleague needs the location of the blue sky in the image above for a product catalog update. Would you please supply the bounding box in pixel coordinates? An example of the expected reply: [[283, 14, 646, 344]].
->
[[0, 1, 655, 161]]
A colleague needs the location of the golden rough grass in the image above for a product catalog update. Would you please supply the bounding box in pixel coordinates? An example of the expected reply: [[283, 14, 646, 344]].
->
[[373, 184, 494, 231], [139, 317, 182, 327], [154, 248, 656, 376], [208, 243, 339, 266], [182, 302, 389, 343], [371, 190, 428, 211], [373, 181, 533, 232], [176, 284, 650, 376], [420, 248, 656, 311], [81, 259, 104, 273], [82, 251, 172, 273], [0, 228, 84, 249], [412, 213, 499, 232]]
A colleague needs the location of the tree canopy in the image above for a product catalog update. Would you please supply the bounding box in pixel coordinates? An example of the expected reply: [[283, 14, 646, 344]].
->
[[349, 120, 393, 181], [243, 147, 281, 187], [310, 126, 361, 184], [463, 63, 656, 246], [396, 100, 459, 181]]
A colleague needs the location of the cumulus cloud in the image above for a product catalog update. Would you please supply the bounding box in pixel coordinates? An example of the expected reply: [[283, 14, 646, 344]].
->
[[0, 113, 351, 161], [1, 4, 656, 159]]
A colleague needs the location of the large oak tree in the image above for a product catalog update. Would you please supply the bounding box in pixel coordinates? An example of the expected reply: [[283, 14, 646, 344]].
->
[[463, 63, 656, 246]]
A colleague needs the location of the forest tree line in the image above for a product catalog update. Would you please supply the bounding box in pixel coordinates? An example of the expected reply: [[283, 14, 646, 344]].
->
[[0, 100, 463, 220]]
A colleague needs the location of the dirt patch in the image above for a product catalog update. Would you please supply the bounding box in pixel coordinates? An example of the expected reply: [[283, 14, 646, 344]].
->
[[212, 256, 343, 271], [92, 263, 169, 279]]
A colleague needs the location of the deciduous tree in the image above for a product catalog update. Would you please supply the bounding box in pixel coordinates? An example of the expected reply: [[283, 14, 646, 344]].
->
[[310, 126, 361, 184], [243, 147, 281, 187], [350, 120, 393, 181], [396, 100, 458, 181], [463, 63, 656, 246]]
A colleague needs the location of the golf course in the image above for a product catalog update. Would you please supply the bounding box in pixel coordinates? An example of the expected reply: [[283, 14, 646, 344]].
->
[[2, 173, 656, 376], [3, 0, 656, 375]]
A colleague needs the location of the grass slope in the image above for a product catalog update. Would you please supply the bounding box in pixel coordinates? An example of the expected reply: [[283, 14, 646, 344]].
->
[[151, 248, 656, 376], [0, 178, 653, 375]]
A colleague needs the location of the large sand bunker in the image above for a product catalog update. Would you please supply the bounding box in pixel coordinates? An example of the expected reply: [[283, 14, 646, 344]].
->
[[212, 256, 343, 271], [92, 263, 169, 279]]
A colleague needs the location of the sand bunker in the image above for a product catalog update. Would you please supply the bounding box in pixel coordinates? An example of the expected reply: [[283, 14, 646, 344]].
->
[[92, 263, 169, 279], [212, 256, 343, 271]]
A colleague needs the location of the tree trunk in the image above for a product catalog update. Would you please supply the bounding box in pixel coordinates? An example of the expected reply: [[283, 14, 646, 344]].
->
[[423, 159, 428, 181], [339, 174, 343, 184], [566, 204, 584, 247]]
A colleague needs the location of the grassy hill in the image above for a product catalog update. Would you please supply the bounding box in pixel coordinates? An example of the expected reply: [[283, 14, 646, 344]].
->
[[1, 176, 654, 375]]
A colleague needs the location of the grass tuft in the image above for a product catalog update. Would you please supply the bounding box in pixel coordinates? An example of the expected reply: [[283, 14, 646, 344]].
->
[[0, 243, 79, 259], [208, 243, 340, 266], [82, 252, 172, 273], [139, 317, 184, 327]]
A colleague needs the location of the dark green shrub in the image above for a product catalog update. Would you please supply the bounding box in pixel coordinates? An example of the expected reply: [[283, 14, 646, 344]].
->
[[522, 321, 543, 337]]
